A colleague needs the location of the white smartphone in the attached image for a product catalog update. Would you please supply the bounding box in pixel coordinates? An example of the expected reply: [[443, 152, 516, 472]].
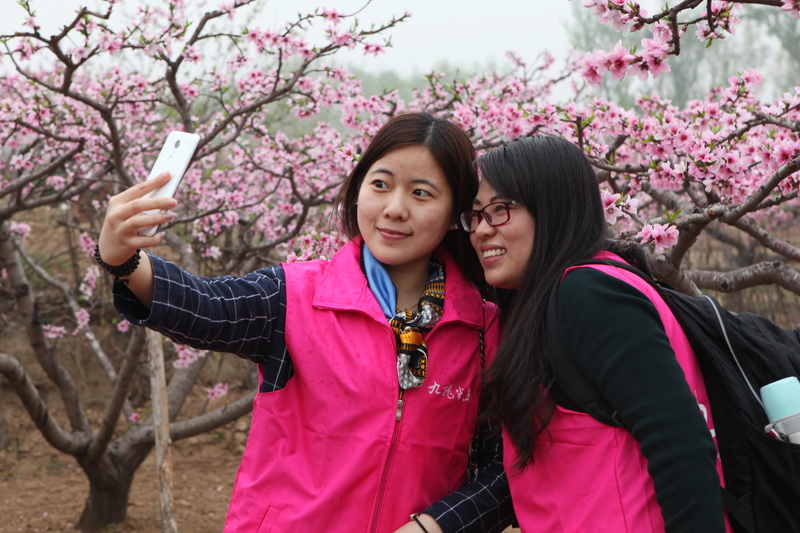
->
[[137, 131, 200, 237]]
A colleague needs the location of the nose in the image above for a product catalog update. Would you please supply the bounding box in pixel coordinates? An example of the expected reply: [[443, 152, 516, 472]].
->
[[472, 213, 496, 237], [383, 192, 408, 220]]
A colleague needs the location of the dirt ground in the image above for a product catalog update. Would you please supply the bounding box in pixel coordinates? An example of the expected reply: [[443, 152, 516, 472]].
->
[[0, 398, 244, 533]]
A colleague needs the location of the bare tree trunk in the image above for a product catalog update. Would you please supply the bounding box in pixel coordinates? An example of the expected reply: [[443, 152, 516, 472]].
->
[[147, 329, 178, 533], [75, 453, 142, 532], [75, 481, 132, 531]]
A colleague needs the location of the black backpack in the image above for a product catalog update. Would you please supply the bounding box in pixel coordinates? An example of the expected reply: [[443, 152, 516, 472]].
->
[[547, 259, 800, 533]]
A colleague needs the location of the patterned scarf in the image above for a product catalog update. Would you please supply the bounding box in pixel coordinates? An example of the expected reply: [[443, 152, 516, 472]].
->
[[363, 245, 445, 389]]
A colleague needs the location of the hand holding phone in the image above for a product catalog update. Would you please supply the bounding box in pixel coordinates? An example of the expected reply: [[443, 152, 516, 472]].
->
[[137, 131, 200, 236]]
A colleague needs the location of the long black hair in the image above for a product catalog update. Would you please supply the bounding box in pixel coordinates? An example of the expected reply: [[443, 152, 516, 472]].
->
[[479, 135, 609, 468], [335, 111, 487, 293]]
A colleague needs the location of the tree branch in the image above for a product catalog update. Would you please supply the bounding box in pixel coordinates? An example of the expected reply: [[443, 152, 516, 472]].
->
[[126, 389, 256, 448], [732, 216, 800, 262], [724, 155, 800, 223], [85, 327, 146, 463], [14, 238, 127, 397], [0, 352, 88, 455], [689, 260, 800, 295], [0, 220, 91, 433]]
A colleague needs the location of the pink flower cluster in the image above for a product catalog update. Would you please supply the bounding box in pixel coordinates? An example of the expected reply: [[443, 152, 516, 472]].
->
[[206, 382, 230, 400], [601, 190, 624, 225], [637, 224, 679, 255], [173, 344, 209, 368], [782, 0, 800, 17], [579, 1, 769, 85], [79, 266, 100, 300]]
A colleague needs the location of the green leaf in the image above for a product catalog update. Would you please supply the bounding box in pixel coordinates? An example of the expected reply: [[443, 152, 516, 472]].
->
[[665, 210, 682, 223]]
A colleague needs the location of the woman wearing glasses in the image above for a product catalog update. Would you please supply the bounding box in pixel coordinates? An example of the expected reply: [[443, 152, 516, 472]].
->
[[461, 135, 730, 532], [96, 113, 513, 532]]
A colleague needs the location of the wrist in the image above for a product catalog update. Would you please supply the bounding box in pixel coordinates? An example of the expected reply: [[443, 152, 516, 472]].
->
[[409, 513, 441, 533], [94, 245, 142, 278]]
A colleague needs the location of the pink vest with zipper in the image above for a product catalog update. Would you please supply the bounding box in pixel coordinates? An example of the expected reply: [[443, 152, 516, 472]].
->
[[505, 252, 730, 532], [223, 240, 498, 532]]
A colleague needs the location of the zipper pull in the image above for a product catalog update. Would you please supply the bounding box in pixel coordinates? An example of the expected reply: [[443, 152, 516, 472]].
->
[[396, 390, 405, 421]]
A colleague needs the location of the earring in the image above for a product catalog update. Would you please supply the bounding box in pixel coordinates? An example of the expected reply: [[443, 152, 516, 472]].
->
[[449, 223, 458, 230]]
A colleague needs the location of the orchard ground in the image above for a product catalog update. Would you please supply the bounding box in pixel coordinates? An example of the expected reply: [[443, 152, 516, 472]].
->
[[0, 389, 245, 532], [0, 294, 254, 533]]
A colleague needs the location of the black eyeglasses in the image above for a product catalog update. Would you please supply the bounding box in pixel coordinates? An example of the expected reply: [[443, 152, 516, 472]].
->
[[459, 201, 519, 232]]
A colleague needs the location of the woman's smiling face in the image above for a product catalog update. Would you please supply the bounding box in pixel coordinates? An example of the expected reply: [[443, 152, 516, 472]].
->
[[356, 144, 453, 277], [468, 179, 535, 290]]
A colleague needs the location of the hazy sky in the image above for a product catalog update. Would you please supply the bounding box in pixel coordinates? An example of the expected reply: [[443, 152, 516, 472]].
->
[[1, 0, 577, 76]]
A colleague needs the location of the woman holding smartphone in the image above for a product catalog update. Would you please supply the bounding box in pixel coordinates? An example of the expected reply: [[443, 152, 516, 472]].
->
[[464, 135, 730, 532], [96, 113, 512, 533]]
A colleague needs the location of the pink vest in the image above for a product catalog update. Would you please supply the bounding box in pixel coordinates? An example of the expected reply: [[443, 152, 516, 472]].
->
[[506, 252, 730, 532], [223, 241, 499, 532]]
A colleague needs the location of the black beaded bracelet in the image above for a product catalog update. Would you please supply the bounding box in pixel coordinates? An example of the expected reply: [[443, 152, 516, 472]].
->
[[94, 244, 142, 278]]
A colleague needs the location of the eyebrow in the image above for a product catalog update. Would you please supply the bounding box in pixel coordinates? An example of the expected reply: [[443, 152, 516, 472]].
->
[[472, 194, 509, 207], [411, 178, 443, 193], [368, 166, 394, 177]]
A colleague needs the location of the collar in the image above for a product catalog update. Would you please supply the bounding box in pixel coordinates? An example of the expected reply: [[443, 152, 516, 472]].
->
[[311, 237, 484, 328]]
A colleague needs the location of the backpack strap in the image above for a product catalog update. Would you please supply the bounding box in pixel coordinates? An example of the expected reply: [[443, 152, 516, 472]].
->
[[547, 258, 678, 427], [547, 271, 625, 428]]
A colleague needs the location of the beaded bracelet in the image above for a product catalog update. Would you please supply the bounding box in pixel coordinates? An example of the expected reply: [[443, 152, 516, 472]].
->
[[94, 244, 142, 278]]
